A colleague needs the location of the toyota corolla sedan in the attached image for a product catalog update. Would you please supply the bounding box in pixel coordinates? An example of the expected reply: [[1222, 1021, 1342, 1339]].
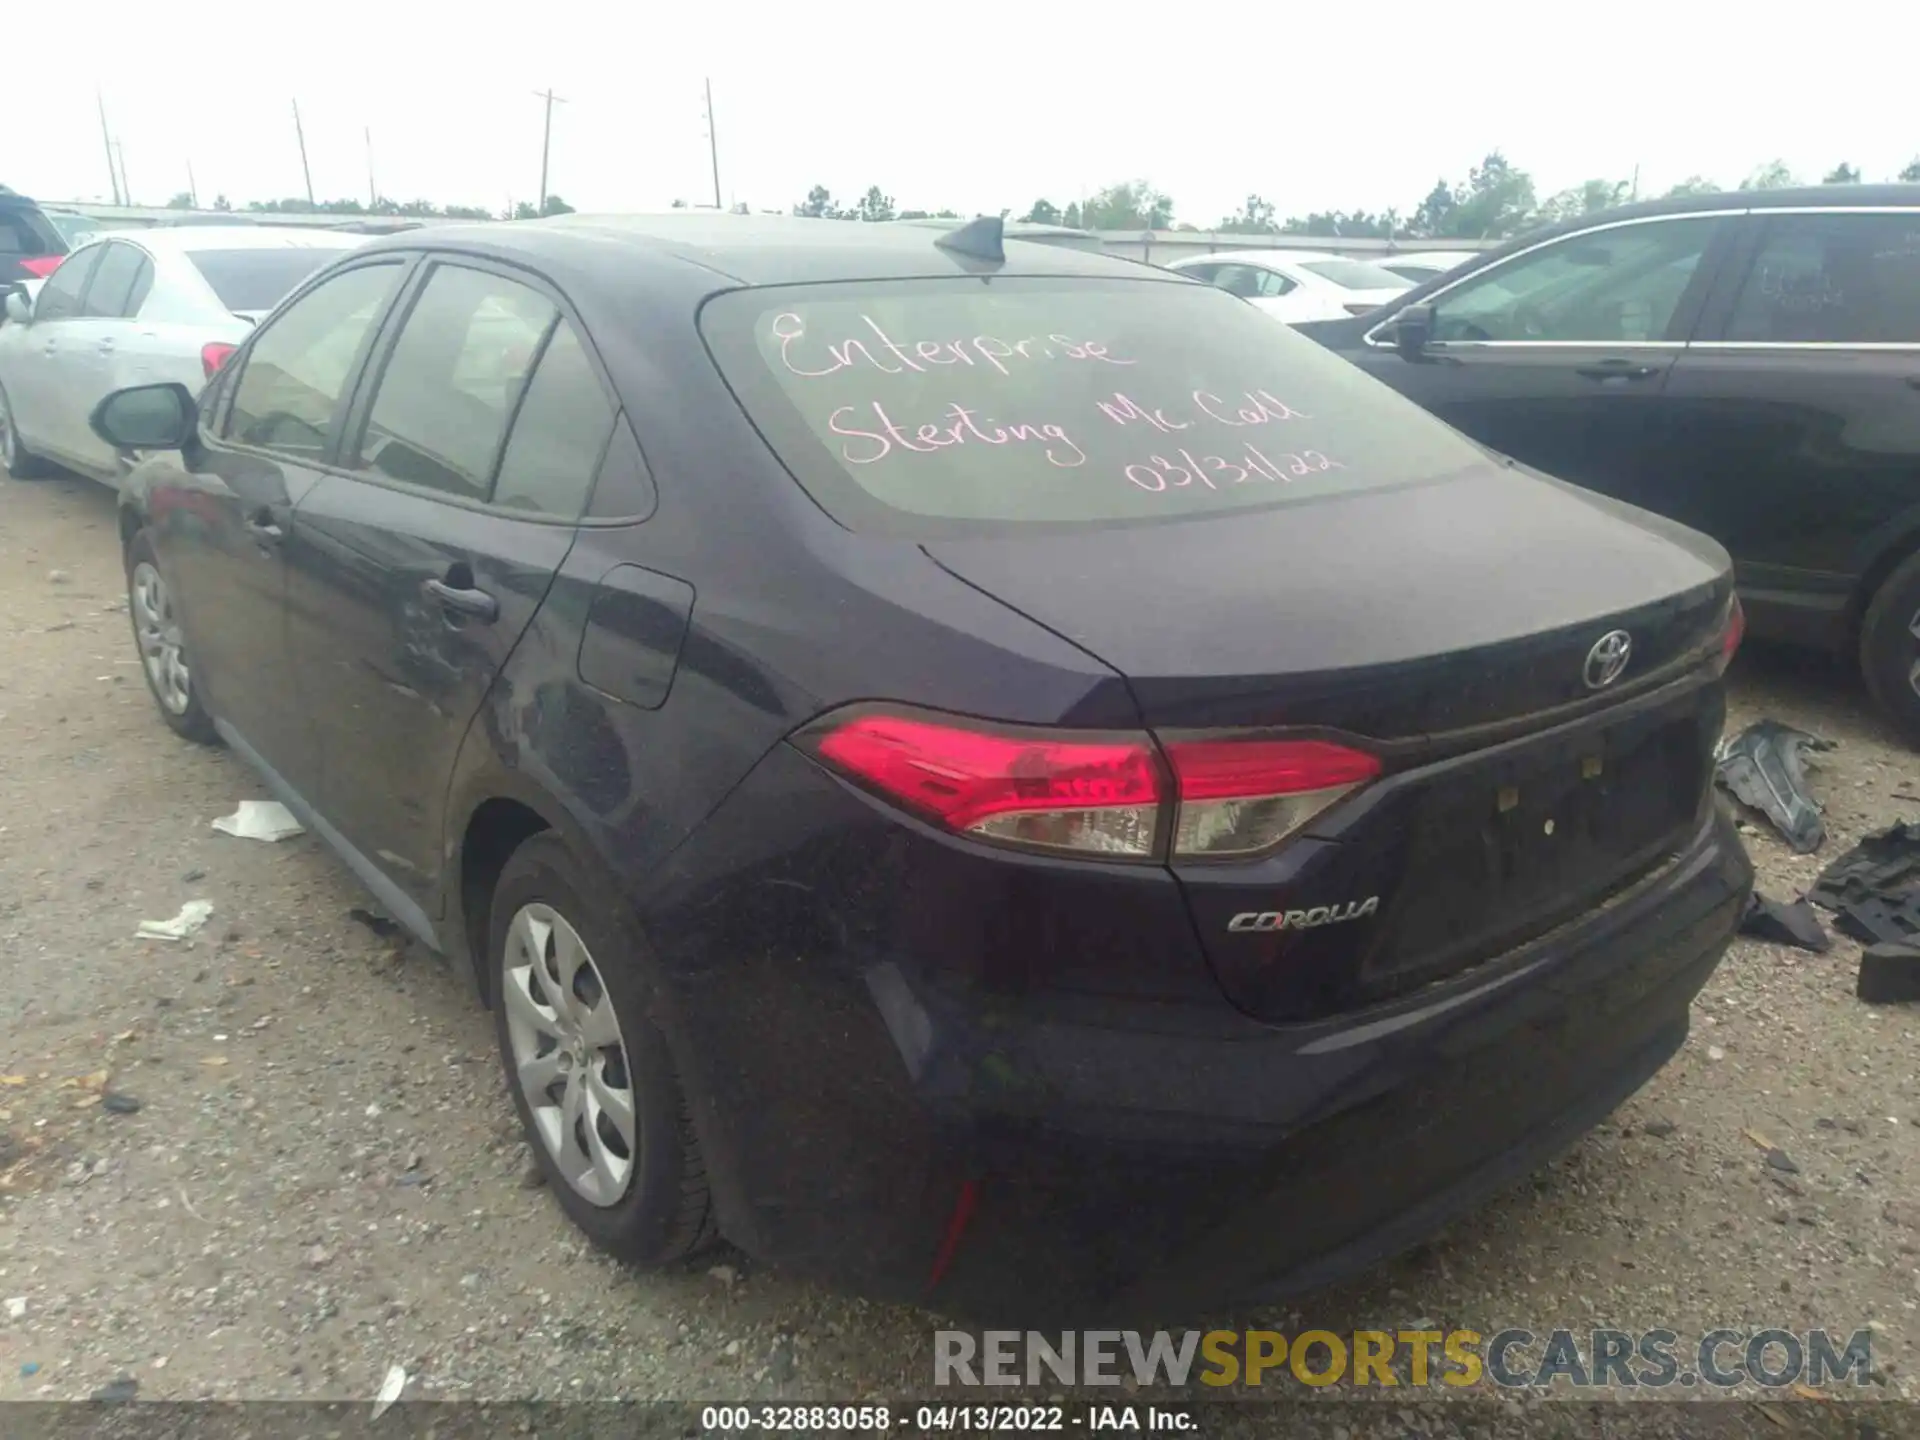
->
[[88, 213, 1751, 1320]]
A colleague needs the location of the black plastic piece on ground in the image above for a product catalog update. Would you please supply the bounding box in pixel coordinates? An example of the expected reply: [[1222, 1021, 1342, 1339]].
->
[[1809, 820, 1920, 945], [1858, 942, 1920, 1003], [1738, 892, 1831, 952], [1713, 720, 1834, 853]]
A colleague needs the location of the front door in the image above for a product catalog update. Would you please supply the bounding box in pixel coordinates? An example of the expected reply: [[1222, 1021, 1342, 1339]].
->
[[154, 257, 411, 799], [1658, 208, 1920, 639], [1347, 213, 1736, 496], [10, 243, 102, 462], [283, 257, 619, 919], [64, 239, 154, 475]]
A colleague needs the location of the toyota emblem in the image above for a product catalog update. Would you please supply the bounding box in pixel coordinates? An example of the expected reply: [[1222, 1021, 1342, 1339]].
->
[[1583, 630, 1633, 689]]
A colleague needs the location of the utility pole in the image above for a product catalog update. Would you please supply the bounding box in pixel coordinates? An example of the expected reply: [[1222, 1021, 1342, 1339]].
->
[[97, 92, 122, 205], [366, 127, 377, 208], [293, 99, 315, 206], [533, 89, 568, 214], [1630, 163, 1641, 202], [186, 160, 199, 209], [703, 78, 722, 211], [115, 142, 131, 207]]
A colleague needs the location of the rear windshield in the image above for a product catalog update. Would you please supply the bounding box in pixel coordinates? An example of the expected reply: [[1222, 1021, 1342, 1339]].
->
[[701, 276, 1486, 536], [1298, 258, 1412, 291], [0, 206, 63, 261], [188, 248, 346, 312]]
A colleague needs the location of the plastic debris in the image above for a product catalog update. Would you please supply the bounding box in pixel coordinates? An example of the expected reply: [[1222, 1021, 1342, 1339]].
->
[[372, 1363, 407, 1420], [136, 900, 213, 942], [1737, 892, 1831, 952], [1858, 942, 1920, 1004], [1808, 820, 1920, 946], [212, 800, 305, 843], [5, 1296, 24, 1319], [1714, 721, 1834, 853], [91, 1377, 139, 1403]]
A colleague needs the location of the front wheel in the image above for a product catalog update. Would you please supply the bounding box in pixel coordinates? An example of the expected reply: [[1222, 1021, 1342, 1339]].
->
[[489, 833, 718, 1265], [1860, 548, 1920, 749], [0, 382, 55, 479], [126, 531, 218, 744]]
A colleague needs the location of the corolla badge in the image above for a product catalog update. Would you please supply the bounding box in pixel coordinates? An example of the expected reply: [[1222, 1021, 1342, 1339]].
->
[[1583, 629, 1632, 690], [1228, 897, 1380, 933]]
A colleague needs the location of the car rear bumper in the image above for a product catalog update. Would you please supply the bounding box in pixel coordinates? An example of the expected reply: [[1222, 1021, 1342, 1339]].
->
[[640, 745, 1751, 1322]]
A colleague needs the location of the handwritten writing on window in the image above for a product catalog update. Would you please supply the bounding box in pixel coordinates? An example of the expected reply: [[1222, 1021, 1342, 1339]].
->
[[772, 312, 1134, 379]]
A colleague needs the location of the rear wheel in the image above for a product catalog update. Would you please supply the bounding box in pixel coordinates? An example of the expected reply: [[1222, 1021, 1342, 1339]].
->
[[1860, 548, 1920, 748], [0, 382, 54, 479], [125, 531, 218, 744], [489, 833, 718, 1265]]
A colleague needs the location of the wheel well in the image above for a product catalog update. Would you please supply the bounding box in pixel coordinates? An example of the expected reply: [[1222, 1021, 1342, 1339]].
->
[[1849, 534, 1920, 634], [459, 799, 550, 1002], [118, 505, 142, 554]]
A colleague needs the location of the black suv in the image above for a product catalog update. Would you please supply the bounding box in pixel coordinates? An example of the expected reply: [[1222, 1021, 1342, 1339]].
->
[[1299, 185, 1920, 743], [0, 187, 68, 286]]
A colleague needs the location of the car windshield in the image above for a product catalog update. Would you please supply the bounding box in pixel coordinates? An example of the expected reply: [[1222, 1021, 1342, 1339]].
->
[[188, 248, 349, 313], [700, 275, 1489, 538], [1298, 259, 1413, 291]]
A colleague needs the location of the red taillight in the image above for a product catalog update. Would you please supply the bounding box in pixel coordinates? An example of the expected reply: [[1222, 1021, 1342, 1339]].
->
[[1720, 594, 1745, 666], [202, 342, 237, 379], [806, 709, 1378, 860], [19, 255, 61, 279]]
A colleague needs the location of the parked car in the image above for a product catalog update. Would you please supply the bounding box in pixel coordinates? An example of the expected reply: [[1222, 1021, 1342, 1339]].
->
[[1163, 248, 1412, 322], [0, 225, 364, 482], [1296, 184, 1920, 745], [0, 187, 67, 286], [90, 212, 1749, 1319], [1377, 249, 1485, 284]]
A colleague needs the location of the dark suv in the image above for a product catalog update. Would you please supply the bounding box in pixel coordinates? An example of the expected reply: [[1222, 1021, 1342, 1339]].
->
[[89, 214, 1750, 1319], [0, 187, 68, 287], [1298, 184, 1920, 743]]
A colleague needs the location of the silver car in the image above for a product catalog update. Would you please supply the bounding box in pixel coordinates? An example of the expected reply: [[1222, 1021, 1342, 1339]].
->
[[0, 225, 366, 482]]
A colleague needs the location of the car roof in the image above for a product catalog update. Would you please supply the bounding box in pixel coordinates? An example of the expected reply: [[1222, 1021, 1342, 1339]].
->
[[90, 225, 368, 255], [352, 212, 1169, 289]]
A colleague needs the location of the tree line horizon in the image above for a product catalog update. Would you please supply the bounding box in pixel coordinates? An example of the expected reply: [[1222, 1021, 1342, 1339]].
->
[[151, 150, 1920, 239]]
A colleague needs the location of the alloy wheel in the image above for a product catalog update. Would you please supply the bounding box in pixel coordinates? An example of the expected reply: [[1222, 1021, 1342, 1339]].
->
[[1907, 606, 1920, 701], [0, 393, 16, 473], [501, 903, 637, 1206], [131, 561, 192, 715]]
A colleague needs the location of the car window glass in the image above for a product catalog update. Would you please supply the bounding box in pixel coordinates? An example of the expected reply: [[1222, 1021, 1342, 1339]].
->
[[32, 246, 102, 322], [81, 242, 146, 318], [227, 262, 403, 457], [1210, 265, 1264, 299], [1432, 217, 1720, 343], [355, 264, 555, 501], [1178, 263, 1219, 283], [492, 319, 616, 518], [1726, 213, 1920, 344], [1251, 268, 1295, 298]]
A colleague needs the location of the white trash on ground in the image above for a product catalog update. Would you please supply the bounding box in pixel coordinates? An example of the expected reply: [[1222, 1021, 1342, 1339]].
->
[[212, 800, 305, 843], [136, 900, 213, 941], [371, 1363, 407, 1420]]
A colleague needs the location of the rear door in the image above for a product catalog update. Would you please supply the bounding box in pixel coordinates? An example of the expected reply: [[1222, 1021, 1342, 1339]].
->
[[1345, 212, 1738, 492], [283, 256, 619, 919], [1658, 206, 1920, 642]]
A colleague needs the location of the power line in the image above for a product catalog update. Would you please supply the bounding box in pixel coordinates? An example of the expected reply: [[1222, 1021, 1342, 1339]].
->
[[534, 88, 569, 214]]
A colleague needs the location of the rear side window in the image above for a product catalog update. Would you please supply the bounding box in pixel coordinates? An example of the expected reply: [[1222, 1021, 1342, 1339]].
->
[[0, 206, 63, 263], [1726, 212, 1920, 344], [188, 248, 349, 313], [81, 242, 152, 318], [228, 262, 403, 457], [355, 263, 556, 501], [1298, 258, 1412, 291], [701, 275, 1489, 536], [492, 321, 616, 518]]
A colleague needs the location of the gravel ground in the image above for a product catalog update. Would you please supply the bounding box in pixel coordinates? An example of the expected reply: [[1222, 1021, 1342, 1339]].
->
[[1, 468, 1916, 1417]]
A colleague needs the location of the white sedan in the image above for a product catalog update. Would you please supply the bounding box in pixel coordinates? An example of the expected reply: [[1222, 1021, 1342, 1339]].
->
[[0, 225, 365, 483], [1163, 249, 1412, 324], [1376, 249, 1485, 285]]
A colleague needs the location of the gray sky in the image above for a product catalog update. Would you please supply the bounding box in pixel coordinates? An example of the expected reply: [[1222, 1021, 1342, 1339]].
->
[[7, 1, 1913, 223]]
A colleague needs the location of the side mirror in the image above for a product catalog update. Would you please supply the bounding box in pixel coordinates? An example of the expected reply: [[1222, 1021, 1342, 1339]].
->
[[1393, 302, 1435, 361], [91, 382, 198, 452], [3, 290, 30, 325]]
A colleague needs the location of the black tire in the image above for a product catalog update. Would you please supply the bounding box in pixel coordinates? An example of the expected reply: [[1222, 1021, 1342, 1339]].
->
[[0, 381, 55, 479], [488, 832, 718, 1266], [125, 531, 219, 745], [1860, 548, 1920, 749]]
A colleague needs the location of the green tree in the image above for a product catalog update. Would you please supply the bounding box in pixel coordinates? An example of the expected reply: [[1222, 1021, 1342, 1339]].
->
[[1902, 157, 1920, 182], [1823, 162, 1862, 184], [855, 186, 895, 223], [1218, 194, 1276, 234], [1740, 160, 1798, 191], [1408, 179, 1455, 238], [164, 191, 195, 210], [1281, 209, 1393, 238], [211, 194, 232, 212], [443, 204, 492, 220], [1662, 175, 1721, 198], [1082, 180, 1173, 230], [512, 201, 539, 220], [540, 194, 574, 216], [794, 185, 836, 218], [1538, 178, 1629, 224], [1442, 152, 1537, 239], [1060, 201, 1083, 228], [671, 198, 689, 209], [1021, 198, 1061, 224]]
